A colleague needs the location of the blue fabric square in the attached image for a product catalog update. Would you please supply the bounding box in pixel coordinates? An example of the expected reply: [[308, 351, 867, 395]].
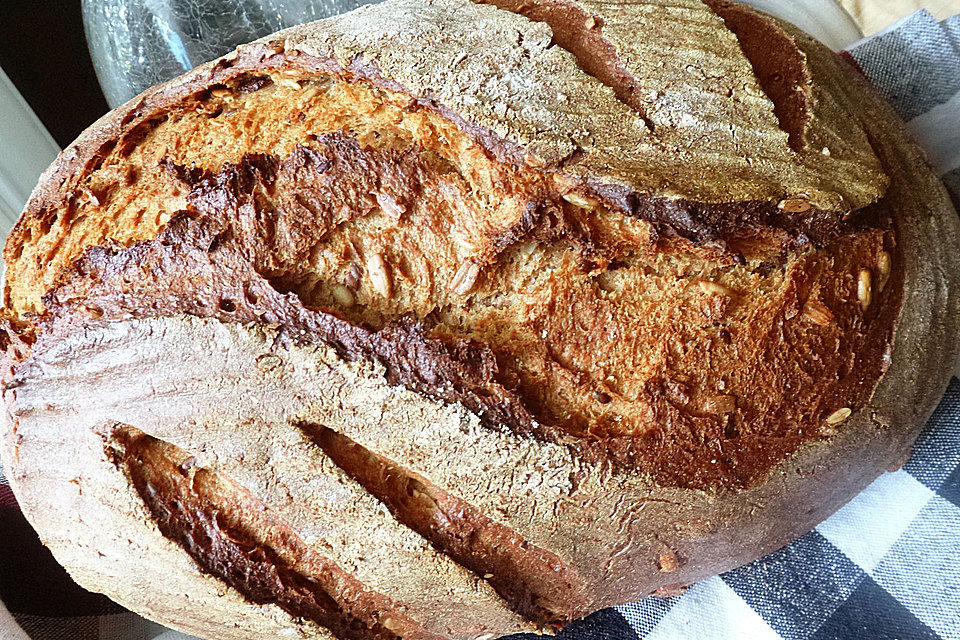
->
[[721, 532, 865, 640], [810, 575, 941, 640], [504, 609, 637, 640], [851, 10, 960, 120]]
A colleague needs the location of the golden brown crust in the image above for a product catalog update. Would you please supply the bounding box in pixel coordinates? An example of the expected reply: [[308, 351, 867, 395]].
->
[[1, 29, 900, 488], [4, 0, 891, 316], [1, 0, 958, 638]]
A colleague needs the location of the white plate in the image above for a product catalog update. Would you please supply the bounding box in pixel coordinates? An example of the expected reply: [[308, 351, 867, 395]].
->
[[743, 0, 864, 50], [0, 67, 60, 237]]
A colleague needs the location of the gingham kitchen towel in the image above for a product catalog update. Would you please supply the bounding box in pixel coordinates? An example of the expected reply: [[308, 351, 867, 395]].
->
[[2, 8, 959, 640]]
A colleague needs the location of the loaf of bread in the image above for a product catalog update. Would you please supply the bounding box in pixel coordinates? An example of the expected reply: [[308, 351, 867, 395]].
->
[[2, 0, 959, 637]]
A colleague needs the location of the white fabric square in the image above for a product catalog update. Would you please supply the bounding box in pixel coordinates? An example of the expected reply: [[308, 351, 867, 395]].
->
[[641, 577, 781, 640], [816, 469, 934, 572]]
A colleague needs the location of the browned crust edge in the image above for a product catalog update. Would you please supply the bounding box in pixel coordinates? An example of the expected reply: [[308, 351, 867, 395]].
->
[[6, 28, 874, 278], [0, 3, 958, 638]]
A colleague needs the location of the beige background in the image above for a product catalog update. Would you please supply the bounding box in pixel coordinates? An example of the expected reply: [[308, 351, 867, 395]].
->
[[841, 0, 959, 35]]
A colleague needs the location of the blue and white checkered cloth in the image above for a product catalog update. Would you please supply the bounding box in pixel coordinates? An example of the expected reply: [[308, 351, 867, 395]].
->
[[0, 8, 958, 640]]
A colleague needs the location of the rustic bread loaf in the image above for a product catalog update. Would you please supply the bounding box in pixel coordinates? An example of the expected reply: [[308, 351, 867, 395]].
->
[[2, 0, 959, 638]]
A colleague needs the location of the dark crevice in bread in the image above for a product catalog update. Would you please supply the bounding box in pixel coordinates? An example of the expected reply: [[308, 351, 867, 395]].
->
[[0, 317, 36, 367], [107, 425, 436, 640], [40, 210, 545, 437], [476, 0, 656, 131], [621, 195, 854, 248], [163, 142, 891, 448], [32, 125, 902, 490], [702, 0, 812, 151], [305, 423, 593, 626]]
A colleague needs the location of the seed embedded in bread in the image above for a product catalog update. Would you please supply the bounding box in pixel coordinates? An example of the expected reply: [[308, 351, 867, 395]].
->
[[778, 197, 812, 213], [698, 281, 735, 297], [561, 192, 596, 209], [255, 354, 283, 371], [366, 253, 392, 299], [825, 407, 852, 425], [878, 251, 891, 278], [877, 251, 891, 290], [276, 77, 302, 90], [331, 285, 356, 307], [451, 261, 480, 296], [803, 298, 834, 326], [380, 617, 404, 633], [345, 262, 361, 290], [858, 269, 872, 311], [376, 193, 404, 220]]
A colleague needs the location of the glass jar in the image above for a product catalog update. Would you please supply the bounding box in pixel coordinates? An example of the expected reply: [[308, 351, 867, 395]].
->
[[82, 0, 370, 107]]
